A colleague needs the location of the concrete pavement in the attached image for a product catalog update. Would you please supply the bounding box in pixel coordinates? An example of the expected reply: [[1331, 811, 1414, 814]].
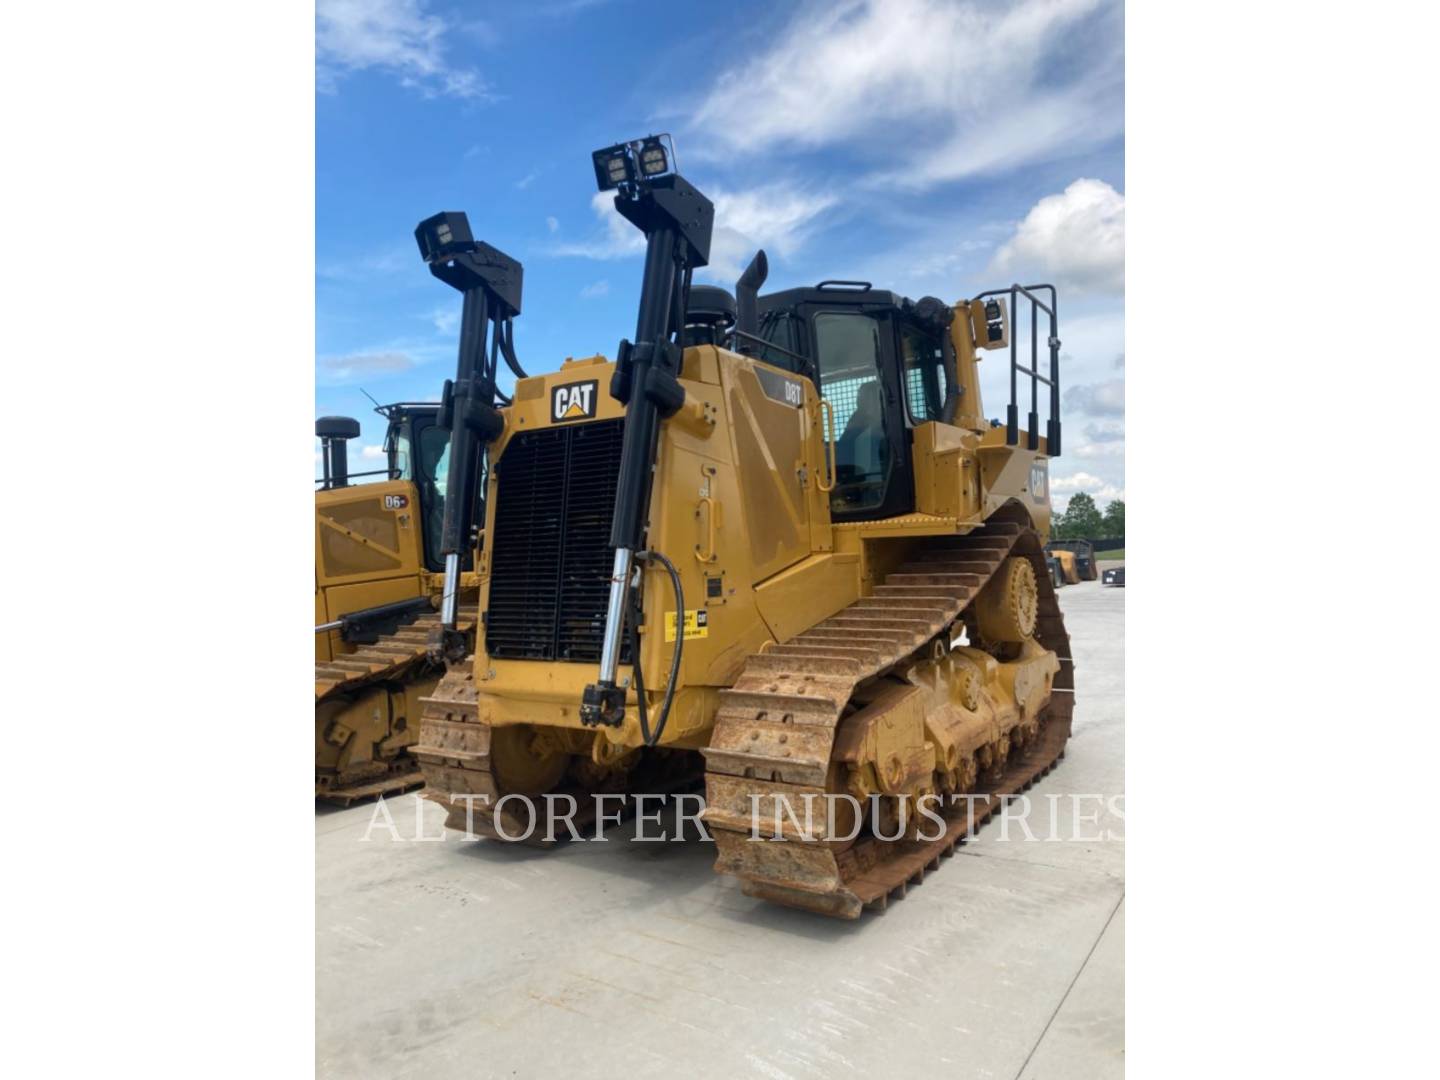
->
[[316, 579, 1125, 1079]]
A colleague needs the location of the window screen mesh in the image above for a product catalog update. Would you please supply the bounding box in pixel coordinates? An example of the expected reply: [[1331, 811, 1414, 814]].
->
[[820, 374, 874, 440]]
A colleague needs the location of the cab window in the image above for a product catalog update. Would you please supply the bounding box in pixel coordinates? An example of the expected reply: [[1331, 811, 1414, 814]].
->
[[419, 426, 449, 489], [758, 310, 805, 373], [814, 312, 888, 513], [417, 425, 450, 569], [900, 322, 948, 424], [390, 428, 413, 480]]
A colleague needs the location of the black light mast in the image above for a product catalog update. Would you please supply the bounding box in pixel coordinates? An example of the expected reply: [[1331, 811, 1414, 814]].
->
[[413, 212, 525, 662], [580, 136, 714, 727]]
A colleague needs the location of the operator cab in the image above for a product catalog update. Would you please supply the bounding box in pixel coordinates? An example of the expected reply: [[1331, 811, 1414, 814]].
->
[[378, 403, 456, 572], [755, 282, 952, 522]]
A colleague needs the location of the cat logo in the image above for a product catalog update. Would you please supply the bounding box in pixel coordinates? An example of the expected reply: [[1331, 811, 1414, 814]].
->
[[551, 379, 598, 423], [1029, 460, 1048, 502]]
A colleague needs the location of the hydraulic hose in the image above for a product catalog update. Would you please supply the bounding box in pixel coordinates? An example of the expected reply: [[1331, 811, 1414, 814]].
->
[[499, 318, 528, 381], [625, 583, 649, 740], [633, 549, 683, 747]]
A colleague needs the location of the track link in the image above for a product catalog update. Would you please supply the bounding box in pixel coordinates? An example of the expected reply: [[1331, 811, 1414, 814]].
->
[[314, 606, 478, 704], [315, 605, 478, 803], [412, 671, 702, 844], [701, 514, 1075, 918]]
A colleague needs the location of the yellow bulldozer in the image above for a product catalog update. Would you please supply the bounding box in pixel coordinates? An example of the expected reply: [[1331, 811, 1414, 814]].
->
[[410, 136, 1074, 918], [1046, 538, 1098, 581], [314, 403, 482, 802], [1049, 547, 1082, 585]]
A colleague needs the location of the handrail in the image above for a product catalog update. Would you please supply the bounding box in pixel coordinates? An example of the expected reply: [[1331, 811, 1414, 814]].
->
[[729, 328, 808, 366], [974, 283, 1061, 455], [816, 398, 837, 493], [315, 467, 401, 488], [694, 495, 717, 563]]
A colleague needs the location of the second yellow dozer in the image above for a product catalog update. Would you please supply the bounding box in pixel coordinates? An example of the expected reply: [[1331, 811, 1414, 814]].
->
[[1050, 546, 1082, 585], [315, 404, 481, 802], [412, 137, 1074, 918], [1047, 538, 1098, 581]]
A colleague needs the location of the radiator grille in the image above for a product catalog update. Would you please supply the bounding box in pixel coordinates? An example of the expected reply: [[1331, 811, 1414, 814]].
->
[[485, 419, 629, 663]]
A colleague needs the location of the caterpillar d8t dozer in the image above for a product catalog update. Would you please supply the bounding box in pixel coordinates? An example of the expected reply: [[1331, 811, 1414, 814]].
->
[[412, 136, 1073, 918], [315, 403, 482, 802]]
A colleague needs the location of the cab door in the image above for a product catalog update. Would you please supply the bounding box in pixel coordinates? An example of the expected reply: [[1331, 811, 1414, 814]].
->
[[808, 308, 915, 521]]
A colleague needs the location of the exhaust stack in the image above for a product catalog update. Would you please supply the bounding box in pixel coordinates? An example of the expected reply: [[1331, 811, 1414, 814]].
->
[[316, 416, 361, 489], [734, 249, 768, 354]]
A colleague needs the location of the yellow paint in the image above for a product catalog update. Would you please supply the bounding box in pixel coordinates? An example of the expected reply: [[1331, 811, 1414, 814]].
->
[[468, 315, 1060, 753]]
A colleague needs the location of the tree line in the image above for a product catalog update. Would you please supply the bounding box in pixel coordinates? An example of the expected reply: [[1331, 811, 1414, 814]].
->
[[1052, 493, 1124, 542]]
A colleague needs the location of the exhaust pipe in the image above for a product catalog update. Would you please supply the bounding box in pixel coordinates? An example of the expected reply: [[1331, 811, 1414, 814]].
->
[[316, 416, 361, 489], [734, 249, 768, 354]]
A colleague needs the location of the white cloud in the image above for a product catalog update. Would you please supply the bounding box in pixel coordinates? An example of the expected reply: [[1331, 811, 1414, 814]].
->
[[706, 185, 839, 281], [691, 0, 1120, 188], [1072, 439, 1125, 459], [318, 349, 417, 382], [1065, 378, 1125, 417], [1072, 413, 1125, 463], [545, 215, 559, 234], [554, 185, 837, 280], [316, 0, 489, 99], [1051, 470, 1108, 493], [579, 279, 609, 299], [1051, 470, 1123, 507], [515, 171, 538, 190], [428, 306, 458, 334], [990, 179, 1124, 294], [360, 444, 386, 460], [316, 245, 411, 282], [550, 191, 647, 260], [1083, 418, 1125, 442]]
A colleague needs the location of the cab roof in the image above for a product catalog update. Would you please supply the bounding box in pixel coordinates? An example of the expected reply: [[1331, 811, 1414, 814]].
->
[[758, 283, 909, 313]]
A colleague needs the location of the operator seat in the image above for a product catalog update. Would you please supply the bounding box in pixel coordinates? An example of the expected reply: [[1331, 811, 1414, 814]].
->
[[836, 380, 885, 482]]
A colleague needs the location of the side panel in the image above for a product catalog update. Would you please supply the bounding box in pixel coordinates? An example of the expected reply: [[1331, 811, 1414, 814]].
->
[[753, 553, 860, 643], [719, 360, 813, 584], [911, 421, 983, 523], [316, 479, 427, 648], [316, 479, 426, 587], [976, 429, 1052, 538]]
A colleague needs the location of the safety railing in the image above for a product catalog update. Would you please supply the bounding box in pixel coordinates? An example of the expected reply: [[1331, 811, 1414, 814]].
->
[[975, 283, 1061, 456], [314, 466, 401, 489]]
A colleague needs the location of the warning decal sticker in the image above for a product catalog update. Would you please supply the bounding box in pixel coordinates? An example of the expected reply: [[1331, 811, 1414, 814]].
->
[[663, 608, 709, 642]]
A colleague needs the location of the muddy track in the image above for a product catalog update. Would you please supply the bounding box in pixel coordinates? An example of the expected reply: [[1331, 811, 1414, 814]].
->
[[700, 512, 1074, 918], [413, 670, 702, 845], [315, 605, 477, 804], [410, 512, 1073, 918]]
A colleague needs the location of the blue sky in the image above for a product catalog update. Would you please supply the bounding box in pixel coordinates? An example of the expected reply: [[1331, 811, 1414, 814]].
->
[[316, 0, 1125, 508]]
